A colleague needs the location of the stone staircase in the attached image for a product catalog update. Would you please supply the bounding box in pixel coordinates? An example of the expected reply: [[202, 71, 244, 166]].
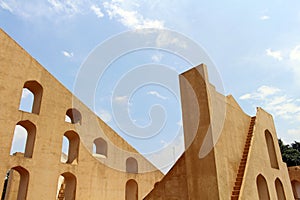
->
[[231, 116, 256, 200]]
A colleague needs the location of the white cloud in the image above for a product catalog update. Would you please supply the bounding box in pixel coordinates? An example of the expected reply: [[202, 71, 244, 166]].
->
[[48, 0, 65, 12], [155, 32, 187, 49], [240, 85, 300, 121], [288, 129, 300, 135], [62, 50, 73, 58], [286, 128, 300, 143], [257, 85, 280, 97], [266, 48, 283, 61], [266, 102, 300, 119], [288, 128, 300, 135], [290, 45, 300, 61], [0, 1, 12, 12], [47, 0, 81, 16], [147, 91, 167, 100], [114, 95, 128, 104], [0, 0, 90, 20], [1, 0, 163, 29], [268, 95, 287, 106], [239, 85, 280, 100], [260, 15, 270, 20], [90, 4, 104, 18], [103, 1, 164, 29], [286, 44, 300, 85], [239, 93, 252, 100], [98, 109, 112, 123]]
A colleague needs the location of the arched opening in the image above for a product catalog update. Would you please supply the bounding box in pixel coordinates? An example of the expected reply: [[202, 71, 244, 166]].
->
[[1, 166, 29, 200], [61, 131, 79, 164], [126, 157, 138, 173], [265, 130, 279, 169], [125, 179, 138, 200], [56, 172, 76, 200], [93, 137, 107, 157], [10, 120, 36, 158], [65, 109, 82, 125], [275, 178, 286, 200], [292, 180, 300, 199], [256, 174, 270, 200], [19, 80, 43, 114]]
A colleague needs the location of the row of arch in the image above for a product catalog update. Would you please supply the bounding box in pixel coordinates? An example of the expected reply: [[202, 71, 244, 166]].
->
[[0, 166, 76, 200], [19, 81, 82, 125], [0, 166, 138, 200], [10, 120, 139, 173], [256, 174, 286, 200], [17, 81, 139, 167], [9, 120, 80, 163]]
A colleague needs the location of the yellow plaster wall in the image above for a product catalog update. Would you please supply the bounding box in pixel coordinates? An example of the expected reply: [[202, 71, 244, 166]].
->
[[0, 28, 295, 200], [239, 108, 294, 199], [0, 29, 163, 200]]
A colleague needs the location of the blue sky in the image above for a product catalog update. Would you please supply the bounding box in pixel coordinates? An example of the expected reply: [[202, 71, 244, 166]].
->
[[2, 0, 300, 171]]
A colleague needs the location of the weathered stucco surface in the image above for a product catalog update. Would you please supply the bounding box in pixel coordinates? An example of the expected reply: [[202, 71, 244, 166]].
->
[[145, 66, 294, 199], [0, 29, 163, 200], [0, 29, 295, 199]]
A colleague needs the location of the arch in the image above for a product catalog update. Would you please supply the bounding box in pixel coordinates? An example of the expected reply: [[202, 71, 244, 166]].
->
[[125, 179, 138, 200], [61, 131, 80, 164], [19, 80, 43, 114], [56, 172, 76, 200], [93, 137, 107, 157], [1, 166, 29, 200], [65, 108, 82, 124], [256, 174, 270, 200], [265, 130, 279, 169], [292, 180, 300, 199], [10, 120, 36, 158], [126, 157, 138, 173], [275, 178, 286, 200]]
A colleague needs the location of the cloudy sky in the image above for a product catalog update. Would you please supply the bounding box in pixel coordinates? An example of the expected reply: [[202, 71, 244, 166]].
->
[[1, 0, 300, 171]]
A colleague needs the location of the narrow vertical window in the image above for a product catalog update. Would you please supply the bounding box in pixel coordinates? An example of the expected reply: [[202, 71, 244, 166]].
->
[[125, 179, 138, 200], [93, 138, 107, 157], [275, 178, 286, 200], [126, 157, 138, 173], [61, 131, 79, 164], [265, 130, 279, 169], [65, 109, 82, 125], [10, 120, 36, 158], [256, 174, 270, 200], [56, 172, 76, 200], [19, 81, 43, 114], [1, 166, 29, 200]]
